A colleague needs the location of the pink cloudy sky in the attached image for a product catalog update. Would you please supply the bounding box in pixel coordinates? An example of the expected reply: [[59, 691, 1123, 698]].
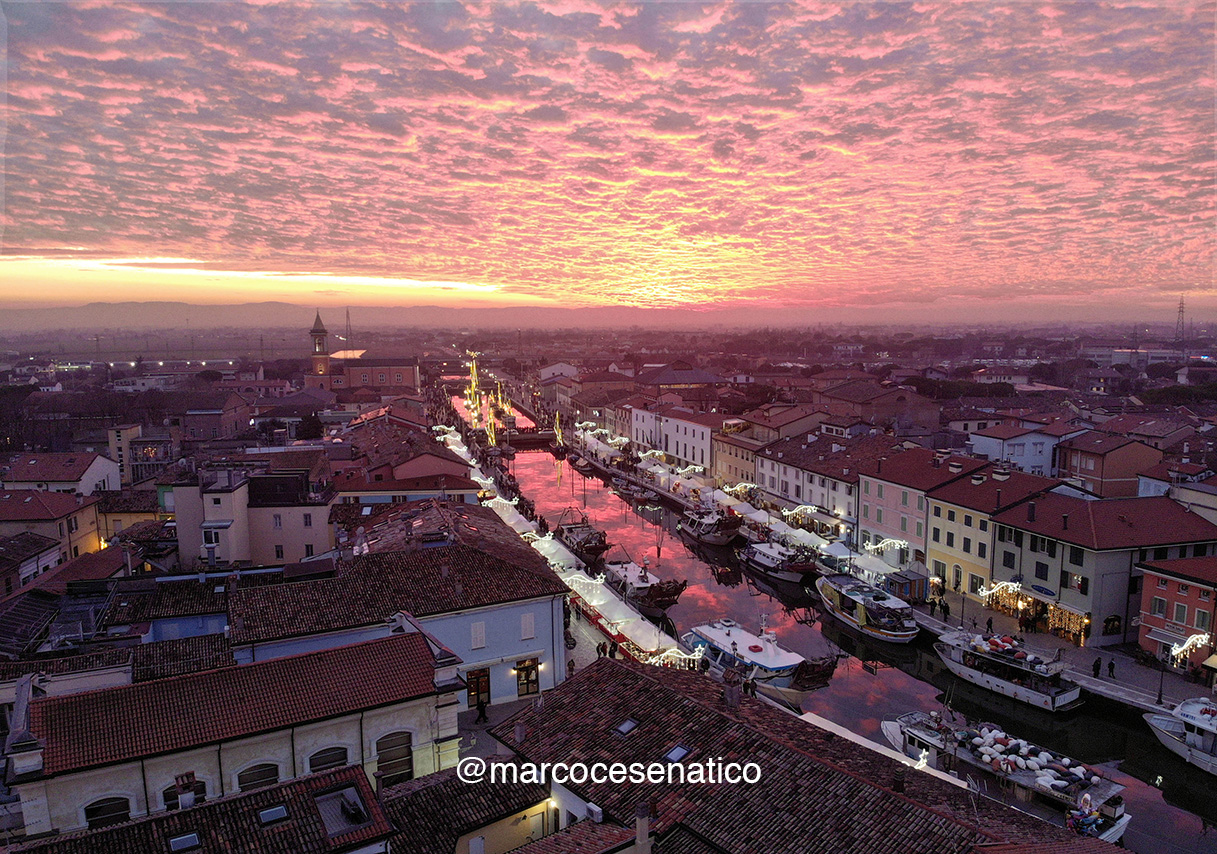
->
[[1, 1, 1213, 319]]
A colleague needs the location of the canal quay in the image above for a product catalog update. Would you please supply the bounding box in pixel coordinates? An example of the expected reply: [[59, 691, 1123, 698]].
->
[[441, 391, 1216, 854]]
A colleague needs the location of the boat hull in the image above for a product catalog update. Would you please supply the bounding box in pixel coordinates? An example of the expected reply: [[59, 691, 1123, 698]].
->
[[814, 577, 919, 644], [1144, 712, 1217, 775], [936, 643, 1084, 713]]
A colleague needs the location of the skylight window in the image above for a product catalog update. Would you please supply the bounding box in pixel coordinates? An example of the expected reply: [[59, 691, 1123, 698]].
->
[[663, 745, 690, 763], [258, 804, 288, 825], [168, 833, 201, 852], [615, 718, 639, 735]]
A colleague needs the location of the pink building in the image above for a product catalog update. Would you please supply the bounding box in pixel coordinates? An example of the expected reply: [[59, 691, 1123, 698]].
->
[[1137, 556, 1217, 686]]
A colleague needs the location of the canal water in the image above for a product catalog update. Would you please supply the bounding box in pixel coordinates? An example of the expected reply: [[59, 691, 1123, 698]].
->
[[506, 450, 1217, 854]]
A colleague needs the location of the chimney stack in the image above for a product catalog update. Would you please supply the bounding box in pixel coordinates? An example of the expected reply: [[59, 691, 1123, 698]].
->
[[514, 721, 527, 744], [893, 765, 907, 793], [1062, 513, 1069, 530], [1027, 501, 1036, 522], [634, 802, 653, 854]]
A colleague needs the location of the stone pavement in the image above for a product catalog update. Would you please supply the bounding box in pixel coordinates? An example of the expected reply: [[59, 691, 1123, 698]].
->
[[911, 587, 1208, 713]]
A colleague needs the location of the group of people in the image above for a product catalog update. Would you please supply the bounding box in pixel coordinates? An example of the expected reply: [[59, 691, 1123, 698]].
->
[[1092, 657, 1116, 679], [597, 640, 619, 659], [926, 597, 951, 622]]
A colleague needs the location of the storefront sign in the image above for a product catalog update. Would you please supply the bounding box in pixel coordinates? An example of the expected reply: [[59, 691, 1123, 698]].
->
[[1030, 584, 1055, 597]]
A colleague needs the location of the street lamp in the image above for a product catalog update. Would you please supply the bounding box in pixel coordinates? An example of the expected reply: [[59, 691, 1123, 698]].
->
[[1156, 655, 1167, 706]]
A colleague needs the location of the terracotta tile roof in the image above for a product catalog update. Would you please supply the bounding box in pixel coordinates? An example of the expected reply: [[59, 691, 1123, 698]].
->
[[1138, 556, 1217, 587], [94, 489, 160, 515], [2, 453, 101, 483], [1138, 461, 1211, 482], [760, 434, 906, 483], [1095, 414, 1191, 437], [103, 578, 230, 625], [228, 541, 567, 645], [0, 532, 59, 567], [865, 449, 987, 492], [492, 659, 1089, 854], [506, 820, 637, 853], [994, 494, 1217, 550], [0, 647, 132, 681], [927, 470, 1059, 514], [25, 547, 128, 597], [1056, 431, 1143, 455], [0, 491, 98, 522], [381, 758, 550, 854], [970, 842, 1118, 854], [971, 424, 1035, 440], [27, 633, 440, 777], [131, 633, 236, 682], [741, 404, 821, 429], [820, 379, 893, 403], [3, 766, 394, 854]]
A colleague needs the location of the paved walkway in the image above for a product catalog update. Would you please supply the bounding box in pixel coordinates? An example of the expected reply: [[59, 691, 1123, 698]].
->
[[911, 588, 1206, 713]]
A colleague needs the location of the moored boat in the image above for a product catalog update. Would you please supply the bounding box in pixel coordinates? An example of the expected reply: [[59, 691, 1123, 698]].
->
[[554, 509, 612, 565], [934, 631, 1084, 713], [680, 618, 835, 707], [603, 558, 688, 618], [738, 540, 819, 583], [678, 504, 744, 546], [1144, 697, 1217, 775], [813, 573, 919, 643], [882, 710, 1131, 842]]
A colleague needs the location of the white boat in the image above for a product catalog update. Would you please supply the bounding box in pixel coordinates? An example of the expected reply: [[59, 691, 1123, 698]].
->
[[738, 541, 819, 583], [882, 711, 1131, 843], [603, 558, 687, 618], [814, 573, 919, 643], [680, 618, 835, 707], [1144, 697, 1217, 775], [678, 504, 744, 546], [934, 631, 1084, 713]]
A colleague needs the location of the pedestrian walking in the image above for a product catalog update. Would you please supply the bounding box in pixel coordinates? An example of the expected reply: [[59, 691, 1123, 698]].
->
[[609, 640, 618, 659], [929, 599, 938, 618], [1018, 614, 1027, 633], [1093, 657, 1102, 678], [1108, 659, 1115, 678], [986, 617, 994, 634], [941, 600, 950, 622], [474, 697, 488, 724], [596, 642, 605, 658]]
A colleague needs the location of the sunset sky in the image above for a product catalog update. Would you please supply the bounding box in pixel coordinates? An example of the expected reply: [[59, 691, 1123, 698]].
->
[[1, 1, 1213, 320]]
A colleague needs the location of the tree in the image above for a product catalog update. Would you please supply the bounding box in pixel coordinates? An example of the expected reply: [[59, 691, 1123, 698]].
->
[[1146, 362, 1182, 380], [296, 413, 324, 440], [195, 369, 223, 384]]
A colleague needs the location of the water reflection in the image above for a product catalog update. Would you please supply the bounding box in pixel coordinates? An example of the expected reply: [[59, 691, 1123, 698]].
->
[[509, 451, 1217, 852]]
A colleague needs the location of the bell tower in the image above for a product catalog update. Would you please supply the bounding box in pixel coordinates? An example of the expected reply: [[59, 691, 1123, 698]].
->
[[309, 310, 330, 383]]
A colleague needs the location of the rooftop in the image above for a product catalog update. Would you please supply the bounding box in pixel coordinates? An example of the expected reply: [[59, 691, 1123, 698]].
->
[[864, 449, 988, 492], [927, 469, 1059, 514], [1138, 556, 1217, 587], [0, 491, 98, 522], [1056, 431, 1144, 455], [24, 633, 442, 777], [994, 494, 1217, 550], [1, 453, 103, 484]]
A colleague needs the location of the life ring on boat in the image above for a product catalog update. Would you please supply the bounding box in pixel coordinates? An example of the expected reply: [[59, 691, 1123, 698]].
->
[[748, 644, 764, 653]]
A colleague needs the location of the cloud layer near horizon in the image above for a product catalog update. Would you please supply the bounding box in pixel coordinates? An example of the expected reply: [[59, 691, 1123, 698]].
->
[[2, 1, 1213, 310]]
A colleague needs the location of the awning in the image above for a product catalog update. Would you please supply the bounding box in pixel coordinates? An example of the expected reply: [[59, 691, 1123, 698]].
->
[[787, 528, 828, 548], [796, 508, 845, 526], [1146, 627, 1189, 646], [1202, 654, 1217, 672], [1048, 600, 1089, 616], [711, 489, 740, 507], [821, 542, 853, 559]]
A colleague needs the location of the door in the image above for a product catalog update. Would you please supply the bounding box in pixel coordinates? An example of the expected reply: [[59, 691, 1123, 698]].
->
[[467, 667, 491, 707]]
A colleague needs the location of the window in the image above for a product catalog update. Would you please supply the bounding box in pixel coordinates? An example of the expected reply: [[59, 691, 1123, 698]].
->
[[977, 542, 987, 559], [169, 833, 201, 852], [238, 763, 279, 791], [521, 612, 535, 640], [259, 805, 289, 825], [947, 510, 956, 523], [901, 490, 909, 506], [304, 544, 314, 557], [1151, 596, 1167, 617], [863, 481, 870, 495], [900, 516, 908, 533], [1174, 603, 1188, 624], [945, 532, 955, 548], [85, 797, 130, 829], [933, 505, 941, 517], [309, 746, 349, 773], [932, 560, 946, 578], [303, 513, 312, 528], [274, 545, 284, 560], [962, 537, 971, 553], [1179, 583, 1190, 595], [917, 496, 925, 511], [875, 508, 883, 524], [664, 745, 691, 763], [615, 718, 639, 735], [979, 520, 988, 532], [273, 514, 282, 529], [1070, 546, 1084, 567], [471, 621, 486, 650], [1202, 589, 1212, 602], [212, 497, 221, 506], [964, 515, 973, 527], [932, 527, 940, 543], [1003, 551, 1016, 569], [516, 658, 540, 697], [163, 778, 207, 811], [916, 521, 923, 539], [1197, 610, 1211, 631], [1154, 547, 1168, 560], [376, 732, 414, 786], [1035, 561, 1049, 581], [862, 504, 870, 519], [876, 484, 885, 499], [969, 574, 984, 594], [1157, 577, 1168, 588]]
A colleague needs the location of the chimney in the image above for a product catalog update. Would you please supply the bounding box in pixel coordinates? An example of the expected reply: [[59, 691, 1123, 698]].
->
[[514, 720, 527, 744], [948, 461, 963, 473], [634, 802, 653, 854], [1027, 501, 1036, 522], [1062, 513, 1069, 530], [877, 458, 883, 474], [893, 765, 907, 793], [374, 771, 385, 803]]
